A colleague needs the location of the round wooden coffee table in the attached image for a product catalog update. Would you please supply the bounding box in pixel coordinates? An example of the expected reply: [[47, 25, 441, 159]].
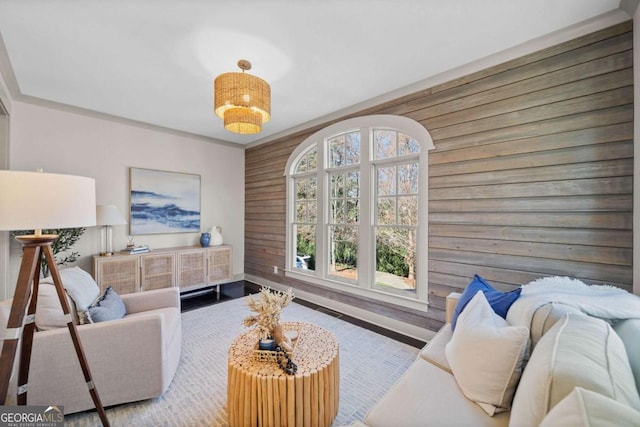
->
[[227, 321, 339, 427]]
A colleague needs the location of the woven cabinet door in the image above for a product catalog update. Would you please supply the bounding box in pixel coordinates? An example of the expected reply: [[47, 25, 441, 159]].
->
[[93, 255, 140, 294], [207, 245, 232, 284], [140, 252, 176, 291], [177, 249, 207, 291]]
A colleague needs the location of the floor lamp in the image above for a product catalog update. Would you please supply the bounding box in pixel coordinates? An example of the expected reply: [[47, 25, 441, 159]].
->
[[0, 170, 110, 426]]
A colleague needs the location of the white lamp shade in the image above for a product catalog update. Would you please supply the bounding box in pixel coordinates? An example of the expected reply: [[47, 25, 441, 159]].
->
[[0, 170, 96, 231], [96, 205, 127, 226]]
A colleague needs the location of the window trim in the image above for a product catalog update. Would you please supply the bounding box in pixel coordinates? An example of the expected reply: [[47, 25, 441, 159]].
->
[[284, 115, 434, 310]]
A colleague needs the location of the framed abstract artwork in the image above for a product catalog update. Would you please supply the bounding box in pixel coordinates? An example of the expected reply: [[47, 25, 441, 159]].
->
[[129, 167, 201, 235]]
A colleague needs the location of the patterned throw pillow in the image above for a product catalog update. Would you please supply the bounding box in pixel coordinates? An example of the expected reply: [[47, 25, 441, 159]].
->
[[86, 287, 127, 323]]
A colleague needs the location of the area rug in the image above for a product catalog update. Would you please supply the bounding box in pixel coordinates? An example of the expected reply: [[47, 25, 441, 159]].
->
[[65, 297, 420, 426]]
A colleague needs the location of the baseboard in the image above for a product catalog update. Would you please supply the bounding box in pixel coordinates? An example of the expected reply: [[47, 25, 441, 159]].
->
[[244, 273, 435, 343]]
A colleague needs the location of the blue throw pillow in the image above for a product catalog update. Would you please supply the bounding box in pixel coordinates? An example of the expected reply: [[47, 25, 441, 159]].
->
[[87, 287, 127, 323], [451, 274, 522, 331]]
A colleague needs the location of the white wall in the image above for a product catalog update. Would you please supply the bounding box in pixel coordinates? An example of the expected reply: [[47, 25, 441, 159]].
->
[[4, 100, 244, 295], [0, 69, 10, 299]]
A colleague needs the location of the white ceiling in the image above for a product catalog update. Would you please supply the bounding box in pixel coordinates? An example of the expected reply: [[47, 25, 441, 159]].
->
[[0, 0, 629, 146]]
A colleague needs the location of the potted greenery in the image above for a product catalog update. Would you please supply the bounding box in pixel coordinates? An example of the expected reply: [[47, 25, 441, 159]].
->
[[11, 227, 86, 277]]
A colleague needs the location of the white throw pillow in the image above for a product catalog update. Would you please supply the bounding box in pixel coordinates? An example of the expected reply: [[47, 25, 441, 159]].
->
[[509, 313, 640, 427], [540, 387, 640, 427], [42, 267, 100, 320], [60, 267, 100, 311], [34, 283, 75, 330], [445, 291, 529, 416]]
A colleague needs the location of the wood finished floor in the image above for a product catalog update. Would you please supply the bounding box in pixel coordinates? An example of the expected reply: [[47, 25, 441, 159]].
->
[[180, 280, 426, 349]]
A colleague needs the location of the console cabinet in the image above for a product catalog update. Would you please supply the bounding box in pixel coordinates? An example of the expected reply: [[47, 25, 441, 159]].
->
[[93, 245, 232, 294]]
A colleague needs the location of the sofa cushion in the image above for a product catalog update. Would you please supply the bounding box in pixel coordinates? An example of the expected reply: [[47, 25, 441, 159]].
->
[[540, 387, 640, 427], [87, 287, 126, 323], [419, 323, 452, 373], [35, 283, 75, 331], [529, 302, 581, 349], [446, 291, 529, 416], [364, 358, 509, 427], [509, 313, 640, 427], [613, 318, 640, 394], [451, 274, 521, 331]]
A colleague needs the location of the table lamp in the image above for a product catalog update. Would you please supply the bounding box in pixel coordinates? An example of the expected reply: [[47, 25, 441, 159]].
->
[[96, 205, 127, 256], [0, 170, 109, 426]]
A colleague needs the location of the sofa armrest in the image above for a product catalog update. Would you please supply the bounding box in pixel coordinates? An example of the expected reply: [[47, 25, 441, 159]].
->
[[28, 310, 171, 412], [121, 287, 180, 314], [445, 292, 461, 324]]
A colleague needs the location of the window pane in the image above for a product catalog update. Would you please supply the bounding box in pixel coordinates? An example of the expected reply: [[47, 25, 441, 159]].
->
[[398, 196, 418, 225], [307, 148, 318, 171], [295, 157, 307, 174], [346, 172, 359, 198], [307, 200, 317, 222], [328, 225, 358, 281], [374, 130, 397, 160], [308, 177, 317, 199], [331, 173, 344, 198], [398, 133, 420, 156], [346, 199, 359, 224], [345, 132, 360, 165], [398, 163, 418, 194], [329, 135, 345, 167], [296, 178, 308, 200], [377, 197, 396, 224], [331, 199, 345, 223], [294, 146, 318, 175], [377, 166, 396, 196], [375, 227, 416, 292], [295, 176, 317, 223], [296, 201, 306, 222], [295, 224, 315, 271]]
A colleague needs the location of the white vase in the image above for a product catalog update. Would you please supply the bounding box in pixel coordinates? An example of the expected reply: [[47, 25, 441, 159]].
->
[[209, 226, 224, 246]]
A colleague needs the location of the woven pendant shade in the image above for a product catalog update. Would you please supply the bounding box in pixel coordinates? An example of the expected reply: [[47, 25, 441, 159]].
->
[[223, 107, 263, 134], [214, 60, 271, 135]]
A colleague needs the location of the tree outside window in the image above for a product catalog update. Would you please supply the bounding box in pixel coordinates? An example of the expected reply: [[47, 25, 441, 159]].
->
[[293, 147, 317, 271]]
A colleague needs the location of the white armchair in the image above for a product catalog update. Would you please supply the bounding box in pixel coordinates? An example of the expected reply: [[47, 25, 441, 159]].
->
[[0, 269, 182, 414]]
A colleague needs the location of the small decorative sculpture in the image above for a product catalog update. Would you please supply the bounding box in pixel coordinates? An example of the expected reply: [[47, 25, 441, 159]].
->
[[209, 226, 224, 246]]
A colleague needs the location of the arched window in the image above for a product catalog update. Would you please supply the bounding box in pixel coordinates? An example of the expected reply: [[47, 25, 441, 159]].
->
[[285, 115, 434, 308]]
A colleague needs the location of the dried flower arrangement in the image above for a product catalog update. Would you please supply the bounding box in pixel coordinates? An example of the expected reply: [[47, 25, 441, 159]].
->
[[243, 286, 295, 340]]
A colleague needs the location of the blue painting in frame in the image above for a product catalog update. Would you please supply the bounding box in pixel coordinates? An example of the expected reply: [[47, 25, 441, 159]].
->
[[129, 167, 201, 235]]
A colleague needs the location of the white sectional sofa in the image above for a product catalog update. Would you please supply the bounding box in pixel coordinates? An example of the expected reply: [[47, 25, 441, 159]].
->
[[363, 276, 640, 427]]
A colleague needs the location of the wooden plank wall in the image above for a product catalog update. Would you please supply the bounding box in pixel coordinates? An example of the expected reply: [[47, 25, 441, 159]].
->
[[245, 21, 633, 331]]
